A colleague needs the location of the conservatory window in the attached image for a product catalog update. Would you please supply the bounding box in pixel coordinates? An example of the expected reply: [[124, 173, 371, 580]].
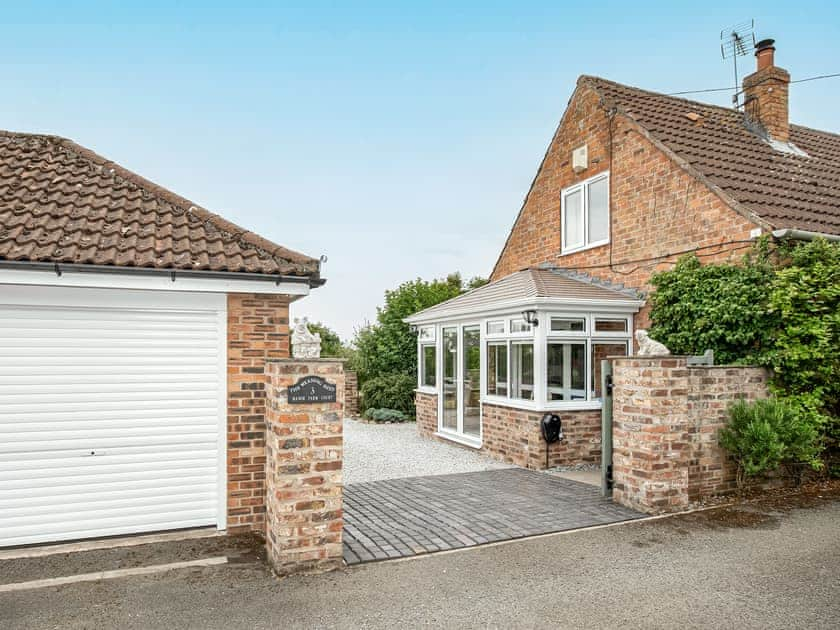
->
[[550, 317, 586, 332], [511, 342, 534, 400], [487, 342, 508, 396], [546, 341, 587, 401], [591, 341, 629, 399], [594, 318, 628, 333], [487, 320, 505, 335], [420, 344, 436, 388]]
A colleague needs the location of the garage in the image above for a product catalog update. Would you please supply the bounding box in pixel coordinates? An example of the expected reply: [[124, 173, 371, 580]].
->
[[0, 130, 324, 548], [0, 285, 227, 547]]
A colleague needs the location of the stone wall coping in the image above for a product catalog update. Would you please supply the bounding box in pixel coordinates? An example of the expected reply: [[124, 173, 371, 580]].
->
[[611, 355, 764, 369]]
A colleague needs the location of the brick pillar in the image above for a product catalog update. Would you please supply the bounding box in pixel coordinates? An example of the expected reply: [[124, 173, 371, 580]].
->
[[611, 357, 690, 514], [265, 359, 344, 575], [344, 370, 360, 417]]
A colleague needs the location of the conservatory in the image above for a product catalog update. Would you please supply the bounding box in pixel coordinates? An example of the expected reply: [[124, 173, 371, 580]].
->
[[405, 268, 643, 466]]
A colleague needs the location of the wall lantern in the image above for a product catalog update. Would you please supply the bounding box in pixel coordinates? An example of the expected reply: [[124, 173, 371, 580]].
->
[[408, 324, 419, 335], [521, 309, 539, 326]]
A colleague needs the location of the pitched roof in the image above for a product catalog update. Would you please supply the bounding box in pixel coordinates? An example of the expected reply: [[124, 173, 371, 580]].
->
[[580, 76, 840, 236], [405, 268, 642, 323], [0, 131, 321, 279]]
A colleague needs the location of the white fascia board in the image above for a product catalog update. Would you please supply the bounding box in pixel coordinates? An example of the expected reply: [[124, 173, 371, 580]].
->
[[0, 267, 311, 296], [404, 295, 644, 325]]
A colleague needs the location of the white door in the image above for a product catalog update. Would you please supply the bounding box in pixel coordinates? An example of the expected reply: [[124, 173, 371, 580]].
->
[[0, 285, 227, 547]]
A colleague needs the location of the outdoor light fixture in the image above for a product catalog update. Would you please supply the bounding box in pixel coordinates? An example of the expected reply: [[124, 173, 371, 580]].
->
[[408, 324, 418, 334], [521, 309, 538, 326]]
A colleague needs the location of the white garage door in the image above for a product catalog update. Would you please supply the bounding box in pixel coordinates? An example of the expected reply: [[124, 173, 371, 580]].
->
[[0, 285, 227, 547]]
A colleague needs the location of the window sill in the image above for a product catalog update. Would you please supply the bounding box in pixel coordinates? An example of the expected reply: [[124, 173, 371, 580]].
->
[[481, 396, 603, 413], [435, 431, 482, 449], [560, 239, 609, 257], [415, 387, 438, 396]]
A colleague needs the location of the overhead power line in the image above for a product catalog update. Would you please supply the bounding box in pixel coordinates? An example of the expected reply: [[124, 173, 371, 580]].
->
[[666, 72, 840, 96]]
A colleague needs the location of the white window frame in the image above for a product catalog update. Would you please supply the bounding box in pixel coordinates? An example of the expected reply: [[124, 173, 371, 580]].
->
[[560, 171, 610, 255], [419, 342, 437, 390], [545, 338, 588, 402]]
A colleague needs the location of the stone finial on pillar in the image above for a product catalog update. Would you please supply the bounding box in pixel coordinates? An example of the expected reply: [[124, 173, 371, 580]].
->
[[265, 359, 344, 575], [291, 317, 322, 359]]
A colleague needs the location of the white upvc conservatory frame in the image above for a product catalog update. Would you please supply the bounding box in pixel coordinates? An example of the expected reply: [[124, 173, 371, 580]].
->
[[412, 298, 641, 448]]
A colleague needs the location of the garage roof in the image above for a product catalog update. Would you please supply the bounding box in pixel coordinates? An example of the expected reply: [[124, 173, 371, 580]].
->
[[0, 131, 321, 280]]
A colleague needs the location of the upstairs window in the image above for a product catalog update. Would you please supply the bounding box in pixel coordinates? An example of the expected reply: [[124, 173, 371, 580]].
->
[[561, 173, 609, 253]]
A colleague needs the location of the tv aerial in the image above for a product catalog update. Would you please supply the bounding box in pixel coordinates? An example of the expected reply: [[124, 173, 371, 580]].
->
[[720, 19, 755, 108]]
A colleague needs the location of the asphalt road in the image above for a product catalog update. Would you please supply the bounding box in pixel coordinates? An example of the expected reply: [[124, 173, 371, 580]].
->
[[1, 499, 838, 629]]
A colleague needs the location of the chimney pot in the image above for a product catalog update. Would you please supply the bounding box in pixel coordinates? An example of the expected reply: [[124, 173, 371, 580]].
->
[[755, 38, 776, 71], [742, 37, 790, 142]]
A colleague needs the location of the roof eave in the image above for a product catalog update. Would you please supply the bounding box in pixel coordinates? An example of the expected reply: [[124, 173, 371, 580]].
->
[[404, 295, 645, 325]]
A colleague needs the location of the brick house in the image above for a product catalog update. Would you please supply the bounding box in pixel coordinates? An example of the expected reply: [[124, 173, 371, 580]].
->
[[0, 132, 323, 546], [406, 39, 840, 468]]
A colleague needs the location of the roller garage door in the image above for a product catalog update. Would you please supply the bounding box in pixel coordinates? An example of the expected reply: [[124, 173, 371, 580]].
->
[[0, 285, 227, 547]]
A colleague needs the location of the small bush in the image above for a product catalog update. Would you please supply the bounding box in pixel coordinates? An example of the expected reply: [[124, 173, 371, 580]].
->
[[360, 373, 416, 417], [719, 398, 823, 487], [363, 408, 410, 423]]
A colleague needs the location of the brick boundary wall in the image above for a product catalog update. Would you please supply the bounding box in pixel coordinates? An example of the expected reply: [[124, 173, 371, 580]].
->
[[226, 293, 291, 534], [611, 356, 768, 514], [265, 359, 344, 575], [344, 370, 360, 417]]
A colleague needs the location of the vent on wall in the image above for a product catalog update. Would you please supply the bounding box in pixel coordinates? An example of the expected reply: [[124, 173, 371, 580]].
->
[[572, 145, 588, 173]]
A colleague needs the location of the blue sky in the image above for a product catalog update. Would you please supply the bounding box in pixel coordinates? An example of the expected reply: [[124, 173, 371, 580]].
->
[[3, 1, 839, 339]]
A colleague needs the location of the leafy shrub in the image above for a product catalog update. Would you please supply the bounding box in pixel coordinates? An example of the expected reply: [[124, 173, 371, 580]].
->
[[649, 248, 774, 364], [360, 373, 416, 417], [363, 408, 410, 423], [649, 239, 840, 469], [719, 398, 823, 487], [761, 238, 840, 448]]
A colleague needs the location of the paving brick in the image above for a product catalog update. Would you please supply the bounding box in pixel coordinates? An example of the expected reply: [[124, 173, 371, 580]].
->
[[342, 468, 641, 565]]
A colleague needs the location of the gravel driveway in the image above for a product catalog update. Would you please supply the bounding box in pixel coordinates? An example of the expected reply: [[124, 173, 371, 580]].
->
[[342, 418, 510, 484]]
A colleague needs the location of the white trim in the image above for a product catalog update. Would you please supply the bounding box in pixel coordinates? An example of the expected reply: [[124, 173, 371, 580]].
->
[[481, 396, 602, 413], [415, 386, 437, 396], [405, 296, 643, 325], [216, 303, 228, 532], [435, 430, 482, 450], [560, 171, 610, 256], [0, 267, 310, 296]]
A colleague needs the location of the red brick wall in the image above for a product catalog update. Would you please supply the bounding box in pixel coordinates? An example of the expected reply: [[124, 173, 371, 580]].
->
[[491, 84, 760, 328], [686, 366, 770, 500], [611, 357, 769, 514], [226, 292, 291, 534], [481, 403, 601, 469], [415, 391, 438, 437], [344, 370, 360, 417]]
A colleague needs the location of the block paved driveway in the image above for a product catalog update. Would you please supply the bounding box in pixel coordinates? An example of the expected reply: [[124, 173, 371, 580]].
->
[[343, 467, 642, 565]]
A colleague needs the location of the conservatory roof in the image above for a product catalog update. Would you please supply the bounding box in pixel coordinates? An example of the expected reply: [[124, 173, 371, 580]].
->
[[404, 268, 644, 324]]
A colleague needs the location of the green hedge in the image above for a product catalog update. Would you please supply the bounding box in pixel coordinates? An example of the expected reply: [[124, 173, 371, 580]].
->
[[360, 373, 416, 418]]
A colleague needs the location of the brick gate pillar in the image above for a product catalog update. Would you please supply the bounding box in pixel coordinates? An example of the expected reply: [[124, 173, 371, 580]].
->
[[611, 357, 691, 514], [265, 359, 344, 575]]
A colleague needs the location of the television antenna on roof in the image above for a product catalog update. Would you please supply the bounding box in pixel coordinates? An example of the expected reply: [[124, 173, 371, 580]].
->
[[720, 19, 755, 108]]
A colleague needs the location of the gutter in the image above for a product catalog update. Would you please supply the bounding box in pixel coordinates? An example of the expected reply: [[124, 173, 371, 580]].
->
[[0, 259, 326, 288], [770, 229, 840, 243]]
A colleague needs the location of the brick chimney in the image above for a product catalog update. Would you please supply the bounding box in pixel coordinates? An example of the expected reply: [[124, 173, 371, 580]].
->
[[742, 39, 790, 142]]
